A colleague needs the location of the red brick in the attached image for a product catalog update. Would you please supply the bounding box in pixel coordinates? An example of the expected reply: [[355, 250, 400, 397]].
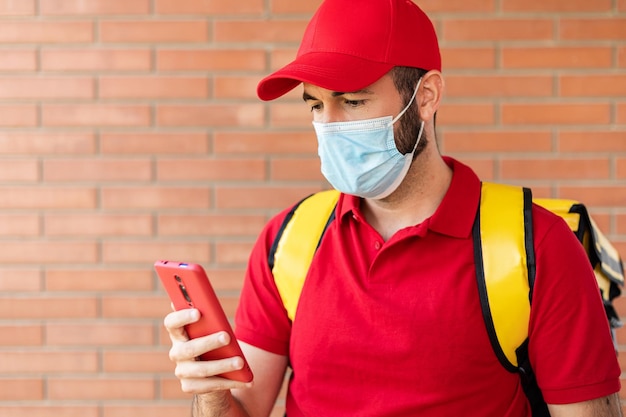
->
[[445, 75, 553, 98], [160, 377, 192, 399], [620, 46, 626, 68], [101, 241, 211, 264], [0, 0, 35, 15], [618, 158, 626, 179], [46, 323, 155, 346], [156, 158, 266, 181], [0, 214, 40, 236], [156, 104, 264, 127], [45, 269, 154, 292], [617, 214, 626, 234], [0, 76, 94, 99], [0, 187, 96, 209], [501, 103, 611, 125], [99, 76, 209, 99], [458, 159, 495, 180], [0, 379, 42, 399], [0, 104, 37, 127], [0, 407, 98, 417], [214, 76, 261, 99], [48, 378, 155, 400], [270, 48, 298, 70], [620, 0, 626, 11], [157, 49, 266, 71], [103, 350, 172, 373], [618, 103, 626, 124], [0, 269, 41, 291], [0, 351, 98, 373], [0, 159, 39, 181], [155, 0, 263, 14], [215, 186, 323, 209], [43, 158, 152, 181], [100, 20, 209, 43], [214, 20, 307, 43], [442, 19, 553, 42], [269, 102, 318, 128], [559, 131, 626, 152], [41, 48, 152, 71], [0, 296, 98, 321], [103, 405, 192, 417], [440, 47, 496, 70], [560, 75, 626, 97], [502, 46, 613, 69], [215, 241, 255, 264], [500, 158, 610, 180], [101, 132, 209, 155], [0, 132, 96, 154], [271, 158, 324, 181], [45, 214, 153, 236], [101, 295, 170, 318], [560, 18, 626, 40], [0, 241, 98, 264], [213, 131, 317, 155], [437, 103, 496, 126], [270, 0, 322, 13], [202, 268, 246, 291], [157, 214, 266, 237], [558, 186, 626, 207], [0, 21, 93, 43], [0, 48, 37, 71], [419, 0, 496, 12], [502, 0, 611, 11], [0, 325, 43, 346], [42, 104, 151, 127], [101, 187, 210, 209], [441, 131, 553, 153], [40, 0, 151, 15]]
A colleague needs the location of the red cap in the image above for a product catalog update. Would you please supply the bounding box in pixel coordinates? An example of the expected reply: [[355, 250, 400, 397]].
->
[[257, 0, 441, 101]]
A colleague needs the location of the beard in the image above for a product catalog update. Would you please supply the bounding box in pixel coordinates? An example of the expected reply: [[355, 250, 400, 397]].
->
[[394, 102, 427, 157]]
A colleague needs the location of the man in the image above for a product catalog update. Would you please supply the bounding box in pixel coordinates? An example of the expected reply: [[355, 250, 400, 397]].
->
[[164, 0, 622, 416]]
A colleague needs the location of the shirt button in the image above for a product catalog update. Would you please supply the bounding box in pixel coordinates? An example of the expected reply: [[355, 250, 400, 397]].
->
[[374, 241, 381, 250]]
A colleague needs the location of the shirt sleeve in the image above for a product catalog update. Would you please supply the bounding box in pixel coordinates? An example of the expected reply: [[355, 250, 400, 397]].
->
[[528, 205, 621, 404], [234, 208, 292, 356]]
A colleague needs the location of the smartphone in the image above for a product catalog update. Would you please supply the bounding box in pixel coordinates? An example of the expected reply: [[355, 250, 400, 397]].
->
[[154, 260, 253, 383]]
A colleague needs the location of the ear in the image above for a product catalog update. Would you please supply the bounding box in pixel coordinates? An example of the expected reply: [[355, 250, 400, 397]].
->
[[417, 70, 444, 122]]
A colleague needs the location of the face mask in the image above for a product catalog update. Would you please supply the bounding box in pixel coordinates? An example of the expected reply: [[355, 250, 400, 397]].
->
[[313, 78, 424, 199]]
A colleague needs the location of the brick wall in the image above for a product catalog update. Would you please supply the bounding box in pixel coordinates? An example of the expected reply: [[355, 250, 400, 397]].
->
[[0, 0, 624, 416]]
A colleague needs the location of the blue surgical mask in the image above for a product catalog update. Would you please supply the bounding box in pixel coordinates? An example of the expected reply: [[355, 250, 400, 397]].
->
[[313, 78, 424, 199]]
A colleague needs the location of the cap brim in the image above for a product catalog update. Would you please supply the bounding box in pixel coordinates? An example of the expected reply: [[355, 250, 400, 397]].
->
[[257, 52, 394, 101]]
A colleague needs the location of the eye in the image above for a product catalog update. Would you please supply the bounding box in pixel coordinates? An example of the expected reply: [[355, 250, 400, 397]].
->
[[309, 102, 322, 112], [344, 99, 364, 108]]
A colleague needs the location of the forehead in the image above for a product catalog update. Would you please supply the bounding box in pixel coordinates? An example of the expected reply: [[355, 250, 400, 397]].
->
[[302, 73, 396, 99]]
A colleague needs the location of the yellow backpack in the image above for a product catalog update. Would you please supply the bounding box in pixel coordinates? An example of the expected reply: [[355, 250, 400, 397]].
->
[[267, 182, 624, 417]]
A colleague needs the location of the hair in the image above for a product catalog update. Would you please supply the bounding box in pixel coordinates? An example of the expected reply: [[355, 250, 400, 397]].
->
[[390, 66, 437, 127]]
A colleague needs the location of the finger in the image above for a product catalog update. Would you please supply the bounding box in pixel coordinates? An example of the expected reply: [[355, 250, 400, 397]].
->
[[179, 375, 253, 395], [164, 309, 199, 342], [169, 331, 230, 363]]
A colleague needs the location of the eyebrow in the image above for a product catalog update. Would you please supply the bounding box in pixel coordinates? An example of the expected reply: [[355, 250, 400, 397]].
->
[[302, 88, 374, 102]]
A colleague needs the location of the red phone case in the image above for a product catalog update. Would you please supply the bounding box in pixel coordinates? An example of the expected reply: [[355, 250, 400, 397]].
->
[[154, 260, 253, 383]]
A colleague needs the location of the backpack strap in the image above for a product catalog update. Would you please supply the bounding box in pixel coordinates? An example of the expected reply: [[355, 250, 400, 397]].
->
[[473, 182, 534, 372], [269, 189, 340, 321]]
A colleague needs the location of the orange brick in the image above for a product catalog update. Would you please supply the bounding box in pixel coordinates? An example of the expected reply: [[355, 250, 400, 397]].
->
[[42, 104, 151, 127], [43, 158, 152, 182], [156, 104, 264, 127], [437, 103, 496, 126], [101, 187, 211, 209], [620, 46, 626, 68], [560, 18, 626, 40], [213, 131, 317, 155], [441, 131, 553, 153], [156, 158, 266, 181], [618, 158, 626, 179], [155, 0, 263, 14], [618, 103, 626, 124], [0, 132, 96, 155], [214, 20, 307, 43], [269, 102, 317, 128], [0, 0, 35, 15], [215, 186, 323, 209], [0, 48, 37, 71], [271, 157, 323, 181], [202, 268, 246, 291], [0, 159, 39, 181], [560, 74, 626, 97], [101, 295, 170, 318], [46, 323, 155, 346], [440, 47, 496, 70], [214, 76, 261, 99], [502, 0, 611, 11], [101, 241, 211, 264], [0, 296, 97, 319], [442, 19, 553, 42], [620, 0, 626, 11], [501, 103, 611, 125], [0, 406, 98, 417], [157, 214, 266, 237], [559, 131, 626, 152], [103, 349, 172, 373], [41, 48, 152, 71], [0, 379, 43, 400], [45, 269, 154, 292], [40, 0, 150, 15], [502, 46, 613, 69], [160, 377, 191, 399], [500, 158, 610, 180], [104, 405, 192, 417], [0, 269, 41, 292], [270, 48, 298, 70], [558, 185, 626, 207], [418, 0, 495, 12], [457, 158, 495, 180], [48, 378, 155, 400], [0, 324, 43, 346], [99, 76, 209, 99], [101, 132, 209, 155], [0, 214, 40, 236], [100, 20, 209, 43], [157, 49, 266, 71], [270, 0, 322, 13], [0, 241, 98, 264], [445, 75, 553, 98], [45, 214, 153, 237], [215, 241, 255, 264], [0, 351, 98, 373], [0, 187, 96, 209], [0, 76, 94, 99], [0, 104, 37, 127], [617, 214, 626, 234], [0, 21, 93, 43]]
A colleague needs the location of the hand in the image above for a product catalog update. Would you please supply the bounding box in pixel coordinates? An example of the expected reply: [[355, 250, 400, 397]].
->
[[164, 308, 253, 395]]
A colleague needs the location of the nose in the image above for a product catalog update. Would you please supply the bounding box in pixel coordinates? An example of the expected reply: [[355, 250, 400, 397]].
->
[[317, 102, 344, 124]]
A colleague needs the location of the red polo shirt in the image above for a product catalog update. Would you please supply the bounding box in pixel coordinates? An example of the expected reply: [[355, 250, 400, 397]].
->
[[235, 157, 620, 417]]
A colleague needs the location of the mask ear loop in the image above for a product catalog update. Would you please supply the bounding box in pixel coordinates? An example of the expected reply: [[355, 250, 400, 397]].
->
[[389, 77, 422, 125]]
